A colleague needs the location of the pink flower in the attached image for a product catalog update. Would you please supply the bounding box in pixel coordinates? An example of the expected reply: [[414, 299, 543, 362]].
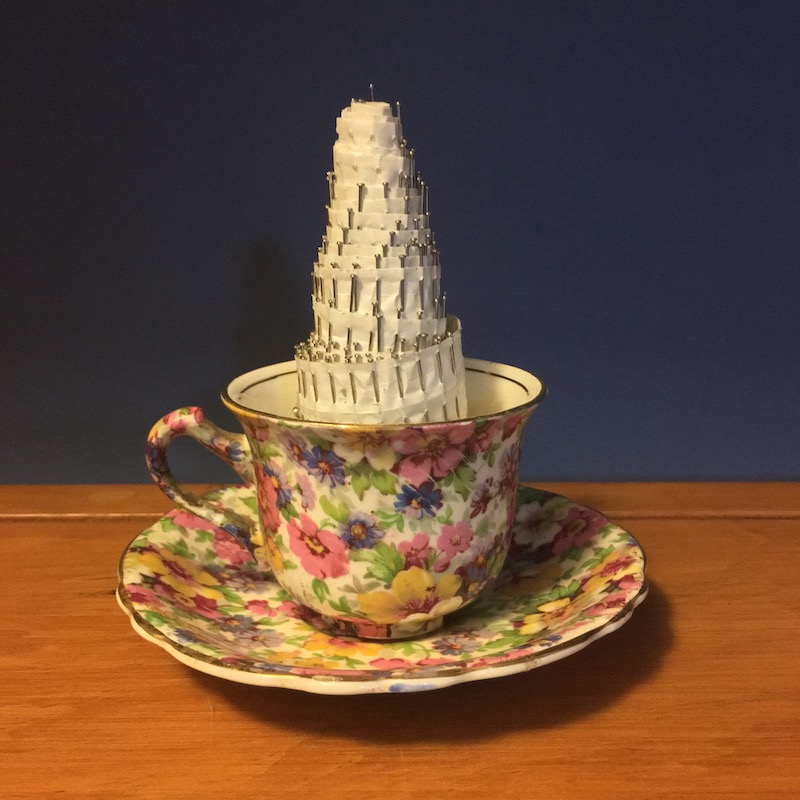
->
[[296, 472, 316, 511], [502, 411, 526, 440], [391, 423, 474, 486], [467, 419, 502, 454], [256, 467, 281, 532], [171, 509, 206, 531], [369, 658, 414, 670], [398, 533, 432, 568], [288, 513, 349, 579], [192, 594, 223, 619], [245, 599, 277, 617], [584, 592, 630, 616], [469, 478, 494, 518], [552, 506, 607, 556], [164, 407, 203, 433], [498, 443, 521, 492], [212, 529, 252, 566], [437, 522, 473, 559], [125, 585, 166, 609]]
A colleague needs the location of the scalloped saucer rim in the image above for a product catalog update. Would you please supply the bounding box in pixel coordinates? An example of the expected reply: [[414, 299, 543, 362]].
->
[[117, 486, 648, 695]]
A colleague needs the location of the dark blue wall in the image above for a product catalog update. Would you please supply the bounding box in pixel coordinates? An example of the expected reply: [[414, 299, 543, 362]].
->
[[3, 1, 798, 483]]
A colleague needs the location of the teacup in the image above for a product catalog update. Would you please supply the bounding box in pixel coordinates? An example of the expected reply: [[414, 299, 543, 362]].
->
[[146, 357, 545, 639]]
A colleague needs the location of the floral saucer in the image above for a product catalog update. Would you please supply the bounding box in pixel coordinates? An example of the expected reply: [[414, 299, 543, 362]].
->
[[117, 486, 647, 694]]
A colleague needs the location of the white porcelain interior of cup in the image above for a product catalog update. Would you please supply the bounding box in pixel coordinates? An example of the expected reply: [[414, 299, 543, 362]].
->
[[225, 358, 544, 422]]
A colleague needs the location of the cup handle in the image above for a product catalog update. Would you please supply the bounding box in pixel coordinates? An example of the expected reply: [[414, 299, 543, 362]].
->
[[146, 406, 258, 549]]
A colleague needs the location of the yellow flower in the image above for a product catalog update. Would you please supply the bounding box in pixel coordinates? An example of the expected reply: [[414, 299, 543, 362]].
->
[[257, 534, 285, 576], [303, 632, 384, 658], [581, 550, 642, 595], [495, 563, 564, 598], [519, 596, 572, 635], [138, 550, 223, 599], [335, 430, 395, 471], [357, 567, 463, 624]]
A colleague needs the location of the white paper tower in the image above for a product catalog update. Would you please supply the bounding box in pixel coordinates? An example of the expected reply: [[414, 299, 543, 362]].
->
[[294, 98, 467, 424]]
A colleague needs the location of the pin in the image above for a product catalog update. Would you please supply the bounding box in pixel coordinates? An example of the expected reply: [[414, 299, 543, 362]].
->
[[404, 195, 410, 214], [332, 278, 338, 308], [346, 326, 352, 350], [375, 277, 381, 310], [399, 277, 406, 312], [383, 182, 389, 199], [442, 401, 449, 421], [350, 373, 358, 404], [390, 231, 396, 246], [375, 254, 381, 269], [368, 329, 375, 352], [441, 291, 447, 318], [371, 371, 380, 403], [350, 274, 358, 312], [369, 83, 375, 101], [413, 216, 420, 230], [393, 332, 401, 354], [396, 100, 401, 125], [377, 313, 384, 351], [329, 373, 336, 403], [395, 364, 404, 397], [348, 208, 354, 228], [416, 359, 426, 391], [357, 184, 365, 213], [419, 278, 425, 313], [338, 241, 344, 256], [449, 339, 457, 372], [382, 243, 389, 257]]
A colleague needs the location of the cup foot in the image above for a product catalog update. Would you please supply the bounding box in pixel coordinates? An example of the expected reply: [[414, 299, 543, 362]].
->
[[319, 614, 445, 641]]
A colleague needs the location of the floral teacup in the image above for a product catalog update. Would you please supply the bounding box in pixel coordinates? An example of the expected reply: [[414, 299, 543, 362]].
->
[[146, 358, 545, 639]]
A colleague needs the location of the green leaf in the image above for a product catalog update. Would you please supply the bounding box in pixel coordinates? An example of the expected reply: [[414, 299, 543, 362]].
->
[[351, 471, 371, 500], [375, 510, 404, 531], [312, 578, 330, 603], [280, 503, 300, 522], [360, 542, 406, 585], [327, 595, 354, 615], [371, 469, 397, 496], [437, 505, 454, 526], [319, 494, 350, 524], [163, 538, 192, 558], [448, 464, 477, 501]]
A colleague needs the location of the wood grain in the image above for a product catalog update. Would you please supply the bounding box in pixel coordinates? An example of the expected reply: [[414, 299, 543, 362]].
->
[[1, 484, 798, 799]]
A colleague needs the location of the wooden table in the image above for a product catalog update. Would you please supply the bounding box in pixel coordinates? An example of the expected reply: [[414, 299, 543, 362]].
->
[[2, 483, 798, 799]]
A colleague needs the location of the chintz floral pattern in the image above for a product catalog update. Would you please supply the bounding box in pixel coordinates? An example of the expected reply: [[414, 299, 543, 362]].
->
[[118, 486, 647, 688], [233, 412, 529, 638]]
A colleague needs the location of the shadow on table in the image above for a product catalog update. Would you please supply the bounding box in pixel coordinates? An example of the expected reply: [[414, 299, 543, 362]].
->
[[188, 581, 673, 741]]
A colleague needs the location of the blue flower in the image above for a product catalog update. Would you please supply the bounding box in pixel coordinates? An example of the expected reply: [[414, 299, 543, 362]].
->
[[394, 481, 443, 519], [304, 446, 346, 488], [340, 512, 382, 550], [262, 463, 293, 508]]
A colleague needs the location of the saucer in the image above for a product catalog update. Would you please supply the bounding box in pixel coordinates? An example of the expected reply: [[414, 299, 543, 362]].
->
[[117, 486, 647, 694]]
